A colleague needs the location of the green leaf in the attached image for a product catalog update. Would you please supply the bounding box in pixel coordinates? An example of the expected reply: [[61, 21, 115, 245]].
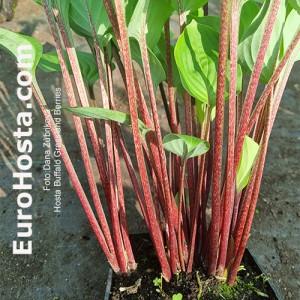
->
[[196, 102, 206, 125], [127, 0, 173, 49], [38, 51, 61, 72], [186, 16, 220, 33], [288, 0, 300, 14], [146, 0, 174, 48], [38, 50, 99, 85], [125, 0, 139, 24], [126, 0, 173, 49], [186, 7, 204, 24], [175, 22, 219, 105], [174, 189, 190, 206], [53, 0, 74, 41], [130, 38, 166, 88], [163, 133, 209, 159], [174, 21, 242, 106], [195, 102, 215, 124], [126, 0, 169, 88], [238, 0, 286, 83], [69, 0, 111, 46], [236, 136, 259, 192], [239, 0, 260, 41], [75, 51, 99, 85], [154, 33, 182, 91], [62, 107, 151, 138], [172, 293, 183, 300], [153, 277, 162, 287], [171, 0, 208, 12], [127, 0, 148, 43], [281, 9, 300, 61], [254, 290, 269, 298], [0, 28, 42, 76]]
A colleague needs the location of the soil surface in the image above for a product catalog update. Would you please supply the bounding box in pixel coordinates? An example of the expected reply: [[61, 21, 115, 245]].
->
[[111, 234, 278, 300], [0, 1, 299, 299]]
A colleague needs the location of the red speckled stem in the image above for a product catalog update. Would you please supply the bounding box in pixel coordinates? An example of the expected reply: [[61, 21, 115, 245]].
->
[[208, 0, 231, 275], [113, 0, 172, 281]]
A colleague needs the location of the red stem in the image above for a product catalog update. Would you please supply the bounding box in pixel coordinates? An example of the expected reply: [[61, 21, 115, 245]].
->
[[233, 0, 281, 175], [113, 0, 172, 280], [53, 7, 112, 203], [32, 80, 120, 273], [228, 85, 274, 285], [177, 1, 196, 211], [112, 124, 136, 270], [41, 0, 115, 256], [54, 5, 133, 271], [201, 124, 213, 258], [102, 0, 120, 44], [208, 0, 231, 275], [105, 50, 137, 270], [84, 0, 133, 272], [177, 158, 187, 271], [229, 56, 297, 285], [217, 0, 239, 276], [164, 20, 179, 133], [187, 108, 211, 272], [229, 190, 242, 237], [247, 29, 300, 134], [269, 56, 298, 141], [140, 27, 178, 275]]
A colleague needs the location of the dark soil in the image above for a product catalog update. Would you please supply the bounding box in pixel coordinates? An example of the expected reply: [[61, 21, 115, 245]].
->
[[110, 234, 277, 300]]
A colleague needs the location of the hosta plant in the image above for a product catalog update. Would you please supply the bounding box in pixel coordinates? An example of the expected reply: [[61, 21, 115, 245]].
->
[[1, 0, 299, 293]]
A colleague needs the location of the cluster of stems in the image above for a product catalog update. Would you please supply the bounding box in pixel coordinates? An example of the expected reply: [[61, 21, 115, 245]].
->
[[30, 0, 300, 285]]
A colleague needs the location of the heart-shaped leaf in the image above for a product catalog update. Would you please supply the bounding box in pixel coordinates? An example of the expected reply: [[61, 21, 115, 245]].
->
[[172, 293, 183, 300], [163, 133, 209, 159], [62, 106, 151, 138], [236, 136, 259, 192]]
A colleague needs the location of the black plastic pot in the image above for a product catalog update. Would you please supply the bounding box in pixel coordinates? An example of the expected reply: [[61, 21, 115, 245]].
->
[[243, 248, 283, 300], [104, 268, 113, 300], [104, 235, 283, 300]]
